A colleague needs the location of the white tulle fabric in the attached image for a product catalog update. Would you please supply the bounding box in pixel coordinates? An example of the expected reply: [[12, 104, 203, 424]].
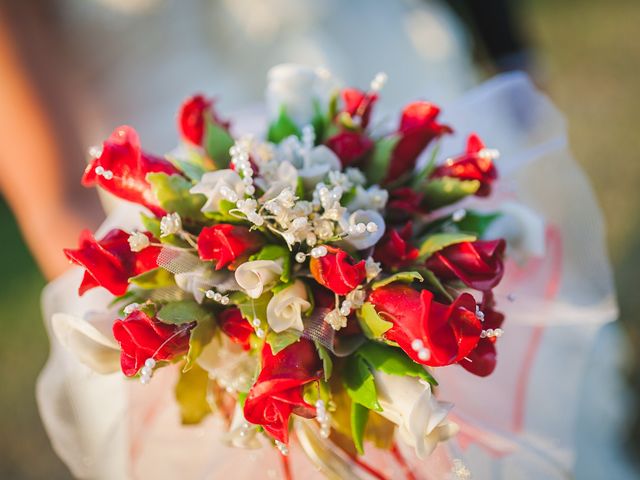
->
[[37, 73, 617, 479]]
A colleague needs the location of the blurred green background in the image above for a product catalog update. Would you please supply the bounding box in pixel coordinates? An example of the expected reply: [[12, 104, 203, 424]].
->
[[0, 0, 639, 478]]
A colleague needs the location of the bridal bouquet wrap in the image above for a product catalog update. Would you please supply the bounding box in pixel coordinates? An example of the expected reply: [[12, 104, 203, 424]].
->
[[59, 65, 516, 478]]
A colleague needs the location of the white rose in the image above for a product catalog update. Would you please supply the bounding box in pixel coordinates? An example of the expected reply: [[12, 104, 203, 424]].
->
[[347, 185, 389, 212], [266, 280, 310, 333], [197, 335, 256, 393], [223, 404, 262, 450], [190, 170, 245, 213], [483, 201, 545, 264], [374, 371, 459, 459], [342, 209, 386, 250], [235, 260, 283, 299], [266, 64, 336, 127], [175, 266, 238, 303], [51, 312, 120, 374], [297, 145, 342, 189]]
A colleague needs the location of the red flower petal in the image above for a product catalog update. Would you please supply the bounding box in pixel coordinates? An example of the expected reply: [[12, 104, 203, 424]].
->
[[325, 131, 374, 167], [426, 239, 506, 291], [430, 133, 498, 197], [219, 307, 253, 350], [244, 340, 321, 444], [373, 222, 419, 269], [369, 285, 481, 367], [112, 309, 193, 376], [178, 94, 230, 146], [82, 126, 181, 216], [64, 229, 160, 296], [310, 246, 367, 295], [197, 224, 263, 270], [386, 102, 452, 182]]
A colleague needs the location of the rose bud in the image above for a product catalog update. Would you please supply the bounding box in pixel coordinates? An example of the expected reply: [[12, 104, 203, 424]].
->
[[459, 292, 504, 377], [197, 224, 263, 270], [64, 229, 160, 296], [310, 246, 367, 295], [340, 87, 378, 128], [112, 309, 193, 377], [178, 94, 230, 146], [219, 307, 253, 351], [373, 222, 419, 269], [430, 133, 498, 197], [386, 102, 452, 182], [325, 130, 374, 167], [243, 339, 321, 444], [426, 239, 506, 291], [82, 126, 181, 216], [386, 187, 427, 219], [368, 284, 481, 367]]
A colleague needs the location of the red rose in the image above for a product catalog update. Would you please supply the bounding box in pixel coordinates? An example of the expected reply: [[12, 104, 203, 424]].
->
[[373, 223, 419, 269], [430, 133, 498, 197], [64, 229, 160, 296], [341, 88, 378, 128], [368, 284, 481, 367], [219, 307, 252, 350], [386, 187, 426, 218], [426, 239, 506, 291], [310, 246, 367, 295], [178, 94, 230, 146], [112, 309, 193, 376], [459, 292, 504, 377], [244, 339, 321, 444], [82, 126, 181, 216], [197, 224, 263, 270], [386, 102, 452, 182], [325, 130, 374, 167]]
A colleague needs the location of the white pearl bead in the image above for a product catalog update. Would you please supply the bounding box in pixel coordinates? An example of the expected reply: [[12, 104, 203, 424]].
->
[[245, 185, 255, 195], [252, 318, 261, 327], [144, 358, 156, 368], [140, 366, 152, 376], [205, 290, 215, 299], [417, 348, 430, 361], [411, 339, 424, 351], [366, 222, 378, 233], [256, 328, 265, 338], [213, 292, 222, 302], [220, 296, 229, 305], [295, 252, 306, 263]]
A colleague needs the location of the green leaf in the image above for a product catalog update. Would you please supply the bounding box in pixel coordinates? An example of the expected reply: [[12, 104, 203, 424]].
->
[[351, 402, 369, 455], [371, 271, 423, 290], [251, 245, 291, 283], [411, 143, 441, 188], [357, 341, 437, 386], [157, 300, 210, 325], [203, 119, 234, 169], [343, 355, 381, 411], [147, 173, 206, 222], [420, 269, 453, 302], [184, 314, 216, 372], [175, 363, 211, 424], [230, 291, 272, 324], [365, 136, 399, 185], [356, 303, 393, 340], [311, 98, 328, 143], [315, 342, 333, 381], [421, 176, 480, 209], [129, 267, 175, 289], [266, 329, 301, 355], [417, 232, 476, 259], [140, 213, 161, 238], [456, 210, 501, 237], [267, 106, 301, 144]]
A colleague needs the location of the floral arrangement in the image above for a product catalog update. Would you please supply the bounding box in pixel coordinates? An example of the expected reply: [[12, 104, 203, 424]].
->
[[64, 65, 505, 476]]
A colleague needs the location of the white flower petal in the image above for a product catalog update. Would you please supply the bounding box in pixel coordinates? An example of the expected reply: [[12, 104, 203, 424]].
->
[[266, 280, 310, 333], [235, 260, 283, 299]]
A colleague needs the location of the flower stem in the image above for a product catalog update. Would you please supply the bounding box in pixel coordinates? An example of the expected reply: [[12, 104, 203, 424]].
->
[[280, 452, 293, 480], [346, 453, 388, 480]]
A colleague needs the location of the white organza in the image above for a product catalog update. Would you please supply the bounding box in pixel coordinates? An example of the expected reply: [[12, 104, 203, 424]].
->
[[37, 74, 619, 479]]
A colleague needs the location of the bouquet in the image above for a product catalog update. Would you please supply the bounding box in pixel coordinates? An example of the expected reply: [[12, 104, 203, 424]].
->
[[63, 65, 507, 478]]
